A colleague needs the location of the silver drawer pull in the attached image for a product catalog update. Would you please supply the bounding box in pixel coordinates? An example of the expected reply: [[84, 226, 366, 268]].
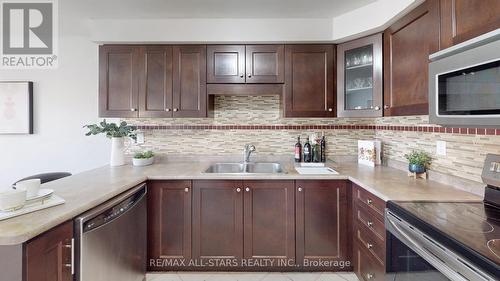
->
[[245, 187, 250, 192], [64, 238, 74, 275], [298, 187, 303, 192], [236, 188, 241, 192], [367, 221, 374, 227], [367, 243, 373, 249], [367, 198, 373, 205], [184, 187, 189, 193], [366, 273, 374, 279]]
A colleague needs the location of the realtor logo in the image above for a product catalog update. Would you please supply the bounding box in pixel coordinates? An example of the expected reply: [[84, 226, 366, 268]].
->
[[1, 0, 58, 68]]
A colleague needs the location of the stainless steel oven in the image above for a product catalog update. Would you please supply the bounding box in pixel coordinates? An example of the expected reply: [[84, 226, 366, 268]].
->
[[429, 29, 500, 127]]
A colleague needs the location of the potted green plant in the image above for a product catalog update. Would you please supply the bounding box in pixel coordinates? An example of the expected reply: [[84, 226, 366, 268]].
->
[[404, 150, 432, 174], [133, 151, 155, 167], [84, 120, 137, 166]]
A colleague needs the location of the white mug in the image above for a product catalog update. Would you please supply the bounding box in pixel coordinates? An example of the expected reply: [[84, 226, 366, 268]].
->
[[15, 179, 41, 198]]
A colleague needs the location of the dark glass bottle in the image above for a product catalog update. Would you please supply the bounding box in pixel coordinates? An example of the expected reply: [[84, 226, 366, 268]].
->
[[320, 134, 326, 162], [303, 137, 312, 163], [294, 136, 302, 163]]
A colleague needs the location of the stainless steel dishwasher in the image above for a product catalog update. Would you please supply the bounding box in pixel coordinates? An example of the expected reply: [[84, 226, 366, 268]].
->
[[74, 184, 147, 281]]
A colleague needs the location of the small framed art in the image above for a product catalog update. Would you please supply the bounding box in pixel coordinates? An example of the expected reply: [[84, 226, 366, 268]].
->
[[0, 82, 34, 134]]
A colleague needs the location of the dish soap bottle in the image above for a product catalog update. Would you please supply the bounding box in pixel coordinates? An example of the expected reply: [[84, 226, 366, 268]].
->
[[320, 133, 326, 162]]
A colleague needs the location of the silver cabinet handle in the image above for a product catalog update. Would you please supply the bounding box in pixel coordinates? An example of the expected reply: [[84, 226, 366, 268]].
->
[[63, 238, 74, 275], [240, 73, 244, 78], [374, 106, 381, 110], [184, 187, 189, 193], [366, 273, 374, 279], [298, 187, 303, 192], [165, 108, 171, 112], [367, 221, 374, 227], [247, 74, 252, 78], [367, 198, 373, 205], [236, 188, 241, 192], [367, 243, 373, 249], [130, 108, 137, 112], [384, 105, 389, 109], [173, 108, 178, 112], [328, 108, 333, 112], [245, 187, 250, 192]]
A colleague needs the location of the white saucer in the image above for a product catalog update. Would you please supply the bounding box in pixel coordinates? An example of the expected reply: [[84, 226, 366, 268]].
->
[[26, 189, 54, 202]]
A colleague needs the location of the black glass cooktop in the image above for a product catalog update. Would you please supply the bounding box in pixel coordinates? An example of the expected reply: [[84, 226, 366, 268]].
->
[[387, 201, 500, 278]]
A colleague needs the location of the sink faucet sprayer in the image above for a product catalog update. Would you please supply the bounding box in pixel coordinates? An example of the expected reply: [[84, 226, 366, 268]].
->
[[243, 144, 256, 163]]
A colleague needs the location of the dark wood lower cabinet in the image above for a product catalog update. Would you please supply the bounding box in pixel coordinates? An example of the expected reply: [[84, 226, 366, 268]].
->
[[148, 180, 192, 271], [192, 180, 244, 262], [353, 241, 385, 281], [295, 180, 350, 271], [24, 221, 73, 281], [243, 180, 295, 262], [148, 179, 351, 271]]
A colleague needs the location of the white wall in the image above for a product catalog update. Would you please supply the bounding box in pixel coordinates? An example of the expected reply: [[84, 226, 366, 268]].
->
[[0, 3, 109, 187]]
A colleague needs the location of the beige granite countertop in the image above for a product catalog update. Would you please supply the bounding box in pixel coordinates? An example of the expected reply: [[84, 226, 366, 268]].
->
[[0, 160, 481, 245]]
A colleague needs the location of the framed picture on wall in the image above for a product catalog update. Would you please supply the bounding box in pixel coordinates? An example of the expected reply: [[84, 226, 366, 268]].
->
[[0, 81, 34, 134]]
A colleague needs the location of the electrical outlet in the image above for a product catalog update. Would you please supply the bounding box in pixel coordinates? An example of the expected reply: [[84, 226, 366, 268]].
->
[[436, 140, 446, 156], [136, 132, 145, 144]]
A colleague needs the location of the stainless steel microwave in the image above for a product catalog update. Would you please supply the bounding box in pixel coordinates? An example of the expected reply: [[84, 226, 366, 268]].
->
[[429, 29, 500, 127]]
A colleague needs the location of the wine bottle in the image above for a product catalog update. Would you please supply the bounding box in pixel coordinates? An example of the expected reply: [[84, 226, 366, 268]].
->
[[294, 136, 302, 163], [303, 137, 312, 163], [320, 134, 326, 162]]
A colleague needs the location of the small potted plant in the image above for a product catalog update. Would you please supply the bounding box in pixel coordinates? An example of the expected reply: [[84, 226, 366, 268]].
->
[[84, 120, 137, 166], [132, 151, 155, 167], [404, 150, 432, 174]]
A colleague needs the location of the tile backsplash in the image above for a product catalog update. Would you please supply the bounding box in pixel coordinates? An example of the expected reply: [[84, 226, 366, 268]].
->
[[126, 95, 500, 191]]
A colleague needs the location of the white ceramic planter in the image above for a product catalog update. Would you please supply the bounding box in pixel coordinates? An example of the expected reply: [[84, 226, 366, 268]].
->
[[110, 137, 125, 166], [132, 157, 154, 167]]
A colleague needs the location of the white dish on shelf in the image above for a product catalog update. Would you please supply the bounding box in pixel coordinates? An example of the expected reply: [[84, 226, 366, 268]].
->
[[0, 189, 27, 211], [295, 167, 339, 175], [26, 189, 54, 203]]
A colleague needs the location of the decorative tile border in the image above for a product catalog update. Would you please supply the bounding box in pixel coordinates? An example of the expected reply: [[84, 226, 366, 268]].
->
[[136, 124, 500, 135]]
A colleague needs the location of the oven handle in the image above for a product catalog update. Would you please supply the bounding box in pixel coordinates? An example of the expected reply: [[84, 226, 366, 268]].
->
[[385, 210, 494, 281]]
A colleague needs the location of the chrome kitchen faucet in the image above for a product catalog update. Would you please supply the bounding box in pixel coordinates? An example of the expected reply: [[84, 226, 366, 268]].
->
[[243, 144, 256, 163]]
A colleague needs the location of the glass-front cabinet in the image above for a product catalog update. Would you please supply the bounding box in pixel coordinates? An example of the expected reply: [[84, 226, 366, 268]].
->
[[337, 33, 383, 117]]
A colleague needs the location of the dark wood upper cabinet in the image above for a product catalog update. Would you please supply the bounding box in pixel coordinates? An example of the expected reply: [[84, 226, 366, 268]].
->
[[172, 45, 207, 118], [207, 45, 246, 83], [295, 180, 349, 269], [24, 221, 73, 281], [243, 180, 295, 262], [192, 180, 243, 261], [383, 0, 440, 116], [138, 46, 173, 117], [337, 34, 383, 117], [99, 45, 140, 117], [440, 0, 500, 49], [245, 45, 284, 83], [148, 181, 191, 271], [284, 45, 335, 118]]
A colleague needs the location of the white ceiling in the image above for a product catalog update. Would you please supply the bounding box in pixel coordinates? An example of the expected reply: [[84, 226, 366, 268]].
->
[[71, 0, 376, 19]]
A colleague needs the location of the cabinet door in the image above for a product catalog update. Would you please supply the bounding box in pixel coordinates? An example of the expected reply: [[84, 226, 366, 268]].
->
[[99, 45, 140, 117], [246, 45, 284, 83], [295, 180, 349, 269], [337, 34, 383, 117], [24, 221, 73, 281], [192, 180, 243, 261], [207, 45, 246, 83], [148, 181, 191, 270], [172, 45, 207, 117], [138, 46, 173, 117], [284, 45, 335, 117], [243, 180, 294, 263], [440, 0, 500, 49], [383, 0, 440, 116]]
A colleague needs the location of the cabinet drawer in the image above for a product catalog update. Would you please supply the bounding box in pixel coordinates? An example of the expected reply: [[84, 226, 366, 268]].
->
[[353, 184, 385, 219], [355, 223, 385, 265], [354, 204, 385, 242], [354, 242, 385, 281]]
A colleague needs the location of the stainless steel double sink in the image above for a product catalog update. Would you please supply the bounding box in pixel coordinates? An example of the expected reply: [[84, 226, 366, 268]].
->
[[204, 162, 283, 174]]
